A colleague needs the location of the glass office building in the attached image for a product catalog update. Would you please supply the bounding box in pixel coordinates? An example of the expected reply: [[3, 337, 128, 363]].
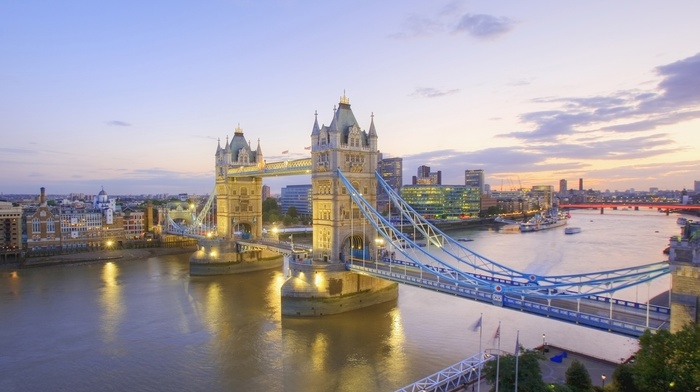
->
[[400, 185, 481, 219]]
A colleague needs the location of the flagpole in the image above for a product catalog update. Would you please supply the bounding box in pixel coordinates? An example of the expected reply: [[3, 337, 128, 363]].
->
[[495, 321, 501, 392], [514, 330, 520, 392], [478, 313, 482, 392]]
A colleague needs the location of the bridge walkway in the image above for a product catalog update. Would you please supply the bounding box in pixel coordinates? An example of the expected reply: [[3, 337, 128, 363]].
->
[[347, 257, 669, 338]]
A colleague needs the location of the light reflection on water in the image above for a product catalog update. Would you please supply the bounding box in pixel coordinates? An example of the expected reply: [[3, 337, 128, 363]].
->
[[0, 209, 686, 391]]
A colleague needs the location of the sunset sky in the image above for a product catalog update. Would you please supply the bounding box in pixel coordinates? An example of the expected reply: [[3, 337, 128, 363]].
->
[[2, 1, 699, 196]]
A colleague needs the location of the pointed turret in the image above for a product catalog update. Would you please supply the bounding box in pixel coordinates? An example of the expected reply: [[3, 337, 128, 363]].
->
[[368, 112, 378, 151], [311, 110, 320, 136], [256, 138, 263, 162]]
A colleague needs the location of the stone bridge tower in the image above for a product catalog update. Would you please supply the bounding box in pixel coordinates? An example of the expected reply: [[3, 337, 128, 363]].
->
[[281, 95, 398, 316], [214, 125, 264, 239], [310, 94, 379, 263]]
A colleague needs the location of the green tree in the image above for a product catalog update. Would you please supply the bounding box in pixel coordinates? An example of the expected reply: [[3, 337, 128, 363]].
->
[[287, 206, 298, 219], [632, 323, 700, 392], [262, 197, 280, 223], [483, 350, 547, 392], [565, 359, 593, 392], [610, 364, 637, 392]]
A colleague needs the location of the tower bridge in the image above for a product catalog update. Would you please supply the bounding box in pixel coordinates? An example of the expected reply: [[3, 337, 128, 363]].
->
[[170, 94, 700, 338]]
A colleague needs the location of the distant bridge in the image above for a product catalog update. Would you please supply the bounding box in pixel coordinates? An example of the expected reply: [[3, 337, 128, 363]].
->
[[561, 202, 700, 211]]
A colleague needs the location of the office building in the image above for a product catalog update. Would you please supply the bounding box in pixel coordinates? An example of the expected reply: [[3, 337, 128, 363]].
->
[[559, 179, 567, 194], [464, 169, 485, 194], [0, 201, 22, 260], [412, 165, 441, 185], [400, 185, 480, 219], [531, 185, 555, 210], [377, 156, 403, 213], [280, 184, 312, 216]]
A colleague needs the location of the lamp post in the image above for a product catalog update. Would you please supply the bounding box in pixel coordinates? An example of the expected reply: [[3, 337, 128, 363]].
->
[[542, 334, 546, 354], [601, 374, 606, 389]]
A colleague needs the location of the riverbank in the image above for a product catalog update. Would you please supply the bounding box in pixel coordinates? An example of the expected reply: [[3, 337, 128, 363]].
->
[[2, 247, 197, 269]]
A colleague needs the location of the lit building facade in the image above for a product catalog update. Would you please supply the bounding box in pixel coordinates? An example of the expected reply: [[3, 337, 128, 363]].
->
[[377, 156, 403, 213], [280, 184, 312, 216], [464, 169, 485, 194], [400, 185, 480, 219], [123, 208, 146, 240], [531, 185, 555, 210], [412, 165, 441, 185], [0, 201, 22, 260]]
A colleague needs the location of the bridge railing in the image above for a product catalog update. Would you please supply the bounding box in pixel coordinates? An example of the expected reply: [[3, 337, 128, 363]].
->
[[393, 351, 492, 392]]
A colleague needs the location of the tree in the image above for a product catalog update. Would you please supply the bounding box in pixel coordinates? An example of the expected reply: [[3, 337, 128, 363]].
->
[[262, 197, 280, 223], [610, 364, 637, 392], [287, 206, 298, 219], [483, 350, 547, 392], [565, 359, 593, 392], [632, 323, 700, 392]]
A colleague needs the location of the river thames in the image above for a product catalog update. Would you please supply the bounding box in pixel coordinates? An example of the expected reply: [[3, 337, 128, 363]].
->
[[0, 209, 688, 391]]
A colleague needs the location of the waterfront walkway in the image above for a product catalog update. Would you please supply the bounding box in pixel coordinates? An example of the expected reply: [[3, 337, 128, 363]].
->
[[452, 346, 620, 391], [13, 247, 196, 268]]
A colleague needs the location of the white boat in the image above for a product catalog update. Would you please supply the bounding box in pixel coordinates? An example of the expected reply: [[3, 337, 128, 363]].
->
[[520, 207, 569, 233], [677, 217, 688, 225], [565, 227, 582, 235], [456, 237, 474, 242]]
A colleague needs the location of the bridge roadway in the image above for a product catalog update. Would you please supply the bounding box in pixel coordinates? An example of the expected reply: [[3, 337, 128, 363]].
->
[[346, 257, 669, 338], [237, 238, 310, 256]]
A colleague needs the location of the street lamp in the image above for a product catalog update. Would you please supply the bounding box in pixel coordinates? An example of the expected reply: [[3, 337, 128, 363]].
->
[[375, 238, 384, 261], [601, 374, 606, 389], [542, 334, 546, 354]]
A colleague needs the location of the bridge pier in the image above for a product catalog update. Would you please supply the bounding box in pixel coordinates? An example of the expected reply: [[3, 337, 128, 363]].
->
[[281, 260, 398, 316], [189, 238, 283, 275], [600, 208, 604, 214]]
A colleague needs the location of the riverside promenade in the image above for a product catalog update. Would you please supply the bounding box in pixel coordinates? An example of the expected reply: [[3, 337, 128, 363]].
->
[[453, 345, 620, 391], [11, 247, 196, 269]]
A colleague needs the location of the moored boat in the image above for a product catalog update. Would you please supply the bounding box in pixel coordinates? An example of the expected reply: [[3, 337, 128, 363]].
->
[[564, 227, 582, 235], [520, 207, 569, 232]]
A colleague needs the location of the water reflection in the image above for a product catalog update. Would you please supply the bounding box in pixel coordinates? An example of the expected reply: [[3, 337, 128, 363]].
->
[[99, 262, 123, 343]]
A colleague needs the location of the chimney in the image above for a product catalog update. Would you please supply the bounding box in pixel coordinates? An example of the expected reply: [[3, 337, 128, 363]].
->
[[40, 187, 46, 205]]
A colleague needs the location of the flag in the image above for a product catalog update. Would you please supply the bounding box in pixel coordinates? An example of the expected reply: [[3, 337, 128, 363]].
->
[[493, 324, 500, 341], [471, 315, 482, 332], [304, 146, 311, 150], [281, 150, 289, 154], [514, 329, 520, 392]]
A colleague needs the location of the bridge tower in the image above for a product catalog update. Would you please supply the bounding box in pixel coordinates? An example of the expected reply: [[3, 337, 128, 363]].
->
[[668, 221, 700, 332], [281, 95, 398, 316], [214, 125, 264, 240]]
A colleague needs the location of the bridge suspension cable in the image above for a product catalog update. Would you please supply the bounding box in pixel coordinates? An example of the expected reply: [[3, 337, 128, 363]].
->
[[373, 171, 670, 295], [337, 169, 669, 298]]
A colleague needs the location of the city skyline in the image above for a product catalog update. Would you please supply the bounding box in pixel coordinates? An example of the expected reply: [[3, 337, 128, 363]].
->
[[2, 1, 700, 195]]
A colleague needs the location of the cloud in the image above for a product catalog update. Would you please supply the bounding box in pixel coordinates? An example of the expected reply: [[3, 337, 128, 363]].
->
[[391, 4, 515, 41], [0, 147, 35, 154], [390, 14, 445, 39], [453, 13, 515, 39], [106, 120, 131, 127], [411, 87, 460, 98], [503, 52, 700, 143]]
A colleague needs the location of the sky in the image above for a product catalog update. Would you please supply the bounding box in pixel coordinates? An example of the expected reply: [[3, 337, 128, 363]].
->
[[2, 0, 700, 197]]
